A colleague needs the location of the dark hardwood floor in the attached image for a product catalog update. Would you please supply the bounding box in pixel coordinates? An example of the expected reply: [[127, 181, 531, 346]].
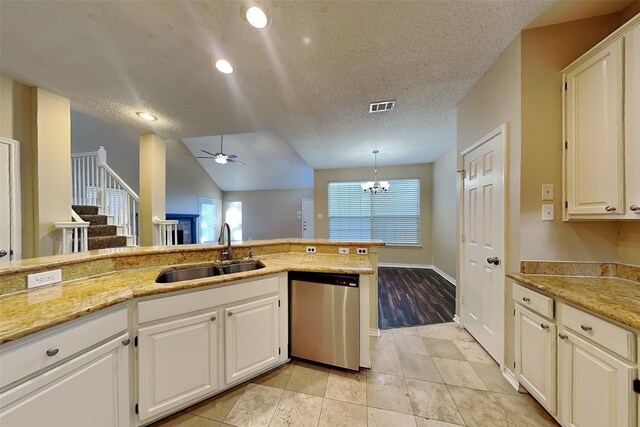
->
[[378, 267, 456, 329]]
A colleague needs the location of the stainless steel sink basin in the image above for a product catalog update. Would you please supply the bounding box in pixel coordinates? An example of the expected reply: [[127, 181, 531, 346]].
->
[[155, 260, 265, 283]]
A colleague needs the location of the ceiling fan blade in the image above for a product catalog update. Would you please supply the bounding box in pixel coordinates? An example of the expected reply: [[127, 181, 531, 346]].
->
[[195, 156, 213, 159], [227, 159, 245, 166], [227, 154, 238, 159], [201, 149, 217, 157]]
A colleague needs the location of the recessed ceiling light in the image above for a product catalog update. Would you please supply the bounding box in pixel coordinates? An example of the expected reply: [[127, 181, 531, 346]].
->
[[136, 112, 157, 121], [245, 5, 269, 29], [215, 59, 234, 74]]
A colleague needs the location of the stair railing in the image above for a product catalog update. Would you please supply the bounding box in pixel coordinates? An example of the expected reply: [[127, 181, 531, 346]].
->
[[153, 216, 178, 246], [55, 210, 89, 254], [71, 146, 139, 246]]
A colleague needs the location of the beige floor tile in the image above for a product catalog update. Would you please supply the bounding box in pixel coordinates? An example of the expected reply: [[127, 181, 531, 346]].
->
[[367, 407, 417, 427], [285, 364, 329, 397], [224, 384, 284, 427], [392, 326, 420, 336], [433, 358, 487, 390], [251, 363, 295, 389], [318, 399, 367, 427], [324, 369, 367, 405], [370, 330, 397, 351], [292, 359, 331, 373], [448, 386, 511, 427], [453, 340, 496, 365], [416, 324, 451, 340], [422, 338, 465, 361], [493, 392, 559, 427], [470, 363, 518, 395], [441, 324, 475, 342], [394, 334, 430, 355], [398, 353, 443, 383], [187, 385, 248, 422], [269, 390, 323, 427], [366, 372, 413, 415], [405, 379, 464, 425], [414, 417, 464, 427], [370, 348, 403, 376], [151, 412, 222, 427]]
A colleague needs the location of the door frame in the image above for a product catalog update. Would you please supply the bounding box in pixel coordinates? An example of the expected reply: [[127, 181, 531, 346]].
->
[[457, 123, 508, 367], [0, 137, 21, 261]]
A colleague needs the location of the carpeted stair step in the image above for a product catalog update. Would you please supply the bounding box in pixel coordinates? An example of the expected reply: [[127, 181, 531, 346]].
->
[[88, 225, 118, 238], [72, 205, 99, 216], [88, 235, 128, 250], [80, 214, 108, 225]]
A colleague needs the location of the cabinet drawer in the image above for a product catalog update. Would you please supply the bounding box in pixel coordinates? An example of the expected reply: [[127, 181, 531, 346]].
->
[[561, 303, 636, 361], [513, 283, 554, 319], [0, 308, 127, 389]]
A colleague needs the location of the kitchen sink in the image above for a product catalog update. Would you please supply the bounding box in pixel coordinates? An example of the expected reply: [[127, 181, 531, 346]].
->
[[155, 260, 265, 283]]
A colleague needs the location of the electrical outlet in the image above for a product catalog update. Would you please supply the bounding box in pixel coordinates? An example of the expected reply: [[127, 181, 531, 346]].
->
[[542, 204, 554, 221], [339, 247, 349, 254], [357, 248, 368, 255], [27, 269, 62, 289], [306, 246, 316, 253]]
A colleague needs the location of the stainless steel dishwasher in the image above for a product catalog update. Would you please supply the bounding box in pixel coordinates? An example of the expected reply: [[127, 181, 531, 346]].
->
[[289, 271, 360, 371]]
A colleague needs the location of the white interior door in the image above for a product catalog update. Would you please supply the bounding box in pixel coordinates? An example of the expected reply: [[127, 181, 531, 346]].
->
[[461, 125, 505, 364], [0, 138, 20, 263], [301, 198, 314, 239]]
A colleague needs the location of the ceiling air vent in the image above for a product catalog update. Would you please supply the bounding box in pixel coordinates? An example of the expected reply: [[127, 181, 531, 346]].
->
[[369, 100, 396, 113]]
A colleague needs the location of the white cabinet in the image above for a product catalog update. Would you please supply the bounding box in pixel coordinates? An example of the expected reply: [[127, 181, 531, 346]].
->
[[515, 305, 557, 414], [563, 15, 640, 220], [558, 329, 637, 427], [137, 310, 218, 422], [225, 296, 279, 384]]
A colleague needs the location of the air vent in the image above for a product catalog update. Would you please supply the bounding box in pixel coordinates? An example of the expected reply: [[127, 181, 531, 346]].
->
[[369, 100, 396, 113]]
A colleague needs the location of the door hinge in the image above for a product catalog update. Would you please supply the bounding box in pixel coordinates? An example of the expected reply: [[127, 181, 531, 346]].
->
[[513, 361, 516, 369], [565, 201, 568, 209], [564, 82, 567, 91], [633, 378, 640, 394], [278, 300, 281, 307], [513, 309, 516, 316], [135, 403, 139, 414], [564, 141, 568, 149], [279, 347, 281, 355], [134, 336, 138, 347], [461, 169, 466, 179], [461, 233, 466, 243]]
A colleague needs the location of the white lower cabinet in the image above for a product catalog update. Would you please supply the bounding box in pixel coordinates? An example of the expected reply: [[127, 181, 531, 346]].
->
[[137, 310, 219, 422], [515, 305, 556, 414], [225, 296, 279, 384], [0, 333, 130, 427]]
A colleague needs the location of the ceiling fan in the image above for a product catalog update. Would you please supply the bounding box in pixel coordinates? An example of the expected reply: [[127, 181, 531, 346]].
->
[[196, 135, 245, 166]]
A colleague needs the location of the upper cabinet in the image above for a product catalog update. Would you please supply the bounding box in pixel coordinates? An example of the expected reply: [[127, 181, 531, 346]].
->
[[563, 15, 640, 220]]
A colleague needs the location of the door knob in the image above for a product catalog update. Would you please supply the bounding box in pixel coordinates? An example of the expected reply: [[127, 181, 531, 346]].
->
[[0, 250, 7, 258], [486, 257, 500, 265]]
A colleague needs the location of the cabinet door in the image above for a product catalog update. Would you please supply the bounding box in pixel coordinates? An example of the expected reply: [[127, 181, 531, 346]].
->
[[0, 334, 130, 427], [565, 38, 624, 216], [225, 296, 279, 384], [514, 306, 556, 414], [558, 329, 637, 427], [625, 22, 640, 217], [138, 311, 218, 422]]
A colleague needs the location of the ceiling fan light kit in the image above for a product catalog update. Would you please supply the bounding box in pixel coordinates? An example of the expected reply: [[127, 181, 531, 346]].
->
[[197, 135, 245, 166], [362, 150, 389, 194]]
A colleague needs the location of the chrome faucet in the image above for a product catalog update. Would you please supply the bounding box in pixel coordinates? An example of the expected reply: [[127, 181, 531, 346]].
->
[[218, 223, 233, 260]]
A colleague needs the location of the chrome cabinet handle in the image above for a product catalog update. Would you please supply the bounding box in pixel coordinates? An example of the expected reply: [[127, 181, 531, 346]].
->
[[540, 324, 550, 330], [122, 339, 131, 346], [605, 205, 616, 212], [558, 333, 568, 340], [46, 348, 59, 357], [227, 312, 233, 317], [522, 297, 531, 302], [580, 324, 592, 332], [630, 205, 640, 212], [0, 250, 7, 258], [211, 316, 217, 321]]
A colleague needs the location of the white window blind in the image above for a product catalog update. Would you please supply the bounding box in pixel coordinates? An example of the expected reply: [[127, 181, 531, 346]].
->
[[328, 179, 420, 245]]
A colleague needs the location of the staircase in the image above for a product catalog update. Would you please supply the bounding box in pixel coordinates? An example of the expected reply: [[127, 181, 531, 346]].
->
[[72, 205, 128, 250]]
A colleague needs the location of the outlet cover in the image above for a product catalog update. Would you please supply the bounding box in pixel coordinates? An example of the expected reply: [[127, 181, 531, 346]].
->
[[542, 204, 554, 221], [27, 269, 62, 289], [306, 246, 316, 253], [357, 248, 368, 255], [542, 184, 554, 201], [339, 247, 349, 254]]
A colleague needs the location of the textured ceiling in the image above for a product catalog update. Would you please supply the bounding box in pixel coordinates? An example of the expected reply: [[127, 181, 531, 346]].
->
[[1, 0, 552, 175]]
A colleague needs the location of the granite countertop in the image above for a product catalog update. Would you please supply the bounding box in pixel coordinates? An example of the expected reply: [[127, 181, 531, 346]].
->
[[0, 252, 374, 345], [507, 272, 640, 331]]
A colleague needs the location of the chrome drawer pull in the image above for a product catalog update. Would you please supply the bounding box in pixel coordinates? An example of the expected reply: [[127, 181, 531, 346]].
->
[[605, 205, 616, 212], [228, 312, 233, 317], [522, 297, 530, 302], [211, 316, 217, 322], [540, 324, 550, 330], [122, 339, 131, 346], [46, 348, 59, 357], [580, 324, 592, 332], [558, 333, 568, 340], [631, 205, 640, 212]]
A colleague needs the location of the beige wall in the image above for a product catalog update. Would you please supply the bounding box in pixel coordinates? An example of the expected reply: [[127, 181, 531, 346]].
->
[[431, 146, 458, 281], [520, 15, 622, 263], [314, 163, 433, 265], [222, 189, 313, 241], [619, 223, 640, 265]]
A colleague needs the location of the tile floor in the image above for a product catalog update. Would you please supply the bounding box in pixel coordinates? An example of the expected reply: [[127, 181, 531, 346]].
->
[[151, 323, 559, 427]]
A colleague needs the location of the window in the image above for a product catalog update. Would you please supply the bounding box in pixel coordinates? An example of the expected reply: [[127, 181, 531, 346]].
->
[[224, 201, 243, 243], [199, 197, 217, 243], [328, 178, 420, 245]]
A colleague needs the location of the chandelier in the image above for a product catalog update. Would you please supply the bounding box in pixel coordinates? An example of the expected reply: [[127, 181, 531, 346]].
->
[[361, 150, 389, 194]]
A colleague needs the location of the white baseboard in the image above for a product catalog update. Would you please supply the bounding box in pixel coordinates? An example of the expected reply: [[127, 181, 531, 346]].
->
[[502, 368, 520, 391], [453, 314, 461, 325], [369, 328, 380, 337], [378, 263, 456, 287], [430, 265, 456, 286]]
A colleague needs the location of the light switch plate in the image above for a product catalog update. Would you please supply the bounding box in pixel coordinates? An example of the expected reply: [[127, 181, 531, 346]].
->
[[27, 269, 62, 289], [542, 184, 554, 200], [542, 204, 554, 221], [317, 214, 323, 220]]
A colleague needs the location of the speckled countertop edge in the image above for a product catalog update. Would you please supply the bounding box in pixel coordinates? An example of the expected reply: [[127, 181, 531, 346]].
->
[[0, 253, 375, 345], [507, 272, 640, 331]]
